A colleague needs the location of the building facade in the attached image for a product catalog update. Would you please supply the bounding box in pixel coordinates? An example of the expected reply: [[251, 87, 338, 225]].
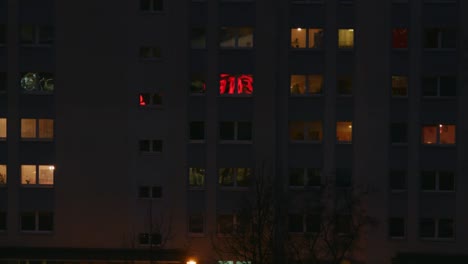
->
[[0, 0, 467, 264]]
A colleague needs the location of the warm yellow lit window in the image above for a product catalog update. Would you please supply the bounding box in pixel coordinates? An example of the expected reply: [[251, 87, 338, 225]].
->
[[21, 165, 54, 185], [0, 118, 6, 138], [0, 165, 6, 184], [291, 28, 323, 48], [291, 28, 306, 48], [422, 124, 455, 145], [290, 75, 323, 95], [338, 29, 354, 48], [21, 118, 53, 139], [289, 121, 323, 141], [336, 121, 352, 143]]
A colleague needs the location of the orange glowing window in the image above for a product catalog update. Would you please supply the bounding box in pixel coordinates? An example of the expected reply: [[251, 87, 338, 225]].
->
[[336, 121, 352, 143], [219, 74, 253, 95], [421, 124, 455, 145]]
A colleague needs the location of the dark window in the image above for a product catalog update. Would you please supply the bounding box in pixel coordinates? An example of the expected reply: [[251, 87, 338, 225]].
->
[[189, 122, 205, 141], [391, 123, 407, 143], [217, 214, 234, 234], [139, 140, 151, 152], [420, 218, 435, 238], [288, 214, 303, 232], [289, 168, 305, 186], [20, 25, 54, 45], [19, 25, 34, 44], [438, 219, 454, 238], [151, 186, 162, 198], [220, 122, 235, 140], [38, 212, 53, 231], [389, 217, 405, 237], [140, 47, 161, 59], [0, 212, 5, 231], [20, 213, 35, 231], [337, 76, 352, 95], [152, 140, 162, 152], [191, 28, 206, 49], [305, 214, 321, 233], [391, 76, 408, 96], [190, 75, 206, 94], [140, 0, 163, 12], [139, 233, 161, 245], [306, 168, 321, 186], [389, 170, 406, 190], [336, 168, 352, 187], [421, 171, 436, 190], [0, 24, 5, 45], [189, 215, 204, 233], [0, 72, 6, 92], [138, 186, 150, 198], [424, 28, 456, 49], [336, 215, 351, 234], [392, 28, 408, 48], [237, 122, 252, 141], [139, 140, 162, 152], [422, 76, 456, 97], [438, 171, 454, 191]]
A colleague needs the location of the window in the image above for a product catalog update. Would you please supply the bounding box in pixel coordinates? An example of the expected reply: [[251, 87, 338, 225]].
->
[[289, 168, 321, 187], [0, 212, 5, 231], [0, 24, 5, 45], [421, 170, 454, 191], [189, 121, 205, 141], [139, 233, 162, 245], [191, 28, 206, 49], [392, 28, 408, 49], [139, 140, 162, 153], [337, 76, 352, 95], [140, 47, 161, 59], [390, 123, 407, 144], [0, 72, 6, 92], [290, 75, 323, 95], [20, 72, 54, 93], [20, 25, 54, 45], [218, 168, 252, 187], [188, 214, 204, 234], [220, 27, 253, 48], [422, 76, 456, 97], [219, 121, 252, 141], [190, 74, 206, 94], [338, 29, 354, 49], [21, 165, 55, 185], [421, 124, 455, 145], [420, 218, 454, 239], [336, 121, 352, 143], [290, 28, 323, 49], [217, 214, 235, 234], [289, 121, 322, 141], [21, 119, 54, 139], [140, 0, 163, 12], [391, 76, 408, 96], [138, 186, 162, 198], [288, 214, 302, 232], [335, 215, 351, 234], [336, 168, 352, 187], [189, 167, 205, 188], [389, 217, 405, 238], [20, 212, 53, 232], [139, 93, 162, 107], [219, 74, 253, 95], [0, 118, 6, 139], [389, 170, 406, 191], [424, 28, 456, 49], [0, 165, 6, 185]]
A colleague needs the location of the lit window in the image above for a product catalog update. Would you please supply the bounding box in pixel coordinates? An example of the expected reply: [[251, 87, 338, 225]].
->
[[20, 212, 54, 232], [189, 167, 205, 188], [190, 74, 206, 94], [421, 124, 455, 145], [138, 186, 162, 198], [420, 218, 454, 239], [336, 168, 352, 187], [139, 93, 162, 107], [188, 214, 204, 234], [0, 72, 6, 92], [336, 121, 352, 143], [140, 0, 163, 12], [21, 118, 54, 139], [219, 74, 253, 95], [140, 47, 161, 59], [0, 118, 6, 138], [290, 28, 323, 49], [138, 233, 162, 245], [390, 123, 407, 144], [0, 165, 6, 185], [139, 139, 163, 152], [421, 170, 454, 191], [424, 28, 456, 49], [191, 27, 206, 49], [0, 212, 5, 231], [219, 121, 252, 141], [218, 168, 252, 187], [391, 76, 408, 96], [288, 214, 320, 233], [20, 25, 54, 46], [389, 217, 405, 238], [389, 170, 406, 191], [220, 27, 254, 48], [392, 28, 408, 49], [289, 121, 322, 141], [20, 72, 54, 93], [338, 29, 354, 49], [21, 165, 54, 185], [189, 121, 205, 141], [422, 76, 456, 97], [217, 214, 235, 234], [337, 76, 352, 95], [289, 168, 321, 187], [290, 75, 323, 95]]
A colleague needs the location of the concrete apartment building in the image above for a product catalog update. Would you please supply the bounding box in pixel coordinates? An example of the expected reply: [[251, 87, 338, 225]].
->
[[0, 0, 467, 263]]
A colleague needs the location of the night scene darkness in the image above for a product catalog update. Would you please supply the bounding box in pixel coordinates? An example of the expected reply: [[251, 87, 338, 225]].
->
[[0, 0, 467, 264]]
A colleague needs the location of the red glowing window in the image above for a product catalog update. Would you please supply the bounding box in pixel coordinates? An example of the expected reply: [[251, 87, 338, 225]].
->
[[392, 28, 408, 49], [219, 74, 253, 95]]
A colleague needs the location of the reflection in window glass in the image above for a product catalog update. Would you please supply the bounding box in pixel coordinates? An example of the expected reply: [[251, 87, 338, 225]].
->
[[20, 72, 54, 92], [219, 74, 253, 95], [0, 118, 6, 138], [191, 28, 206, 49], [290, 75, 323, 95], [338, 29, 354, 48], [0, 165, 6, 185], [220, 27, 253, 48], [21, 119, 36, 138], [336, 121, 352, 142], [190, 74, 206, 94], [21, 165, 37, 184], [189, 168, 205, 187]]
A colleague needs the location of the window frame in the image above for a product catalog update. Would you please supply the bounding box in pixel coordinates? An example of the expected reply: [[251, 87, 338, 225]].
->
[[336, 121, 353, 144], [289, 121, 323, 142], [420, 170, 455, 192], [288, 213, 321, 234], [140, 0, 164, 13], [219, 27, 254, 49], [290, 27, 324, 49], [138, 185, 162, 199], [20, 164, 55, 186], [289, 74, 324, 96], [189, 121, 205, 142], [188, 214, 205, 235], [289, 168, 322, 188], [218, 167, 252, 188], [389, 217, 406, 239], [20, 118, 54, 140], [139, 46, 161, 60], [419, 218, 454, 240], [139, 139, 163, 153], [422, 76, 457, 97], [139, 93, 163, 108], [423, 28, 456, 50], [0, 164, 6, 185], [0, 211, 5, 231], [391, 75, 409, 97], [338, 28, 355, 49], [219, 121, 252, 143], [421, 124, 456, 145], [0, 118, 6, 139], [188, 167, 206, 189], [19, 25, 54, 47], [20, 211, 54, 233]]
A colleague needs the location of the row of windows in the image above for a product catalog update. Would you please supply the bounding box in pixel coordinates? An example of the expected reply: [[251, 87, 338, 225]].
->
[[0, 212, 54, 232], [188, 168, 252, 188], [0, 72, 55, 93], [0, 165, 55, 186], [390, 170, 455, 191], [0, 118, 54, 139], [0, 25, 54, 46], [389, 217, 454, 239]]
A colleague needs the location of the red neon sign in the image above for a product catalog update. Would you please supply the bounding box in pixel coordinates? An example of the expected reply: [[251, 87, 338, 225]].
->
[[139, 94, 147, 106], [219, 74, 253, 95]]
